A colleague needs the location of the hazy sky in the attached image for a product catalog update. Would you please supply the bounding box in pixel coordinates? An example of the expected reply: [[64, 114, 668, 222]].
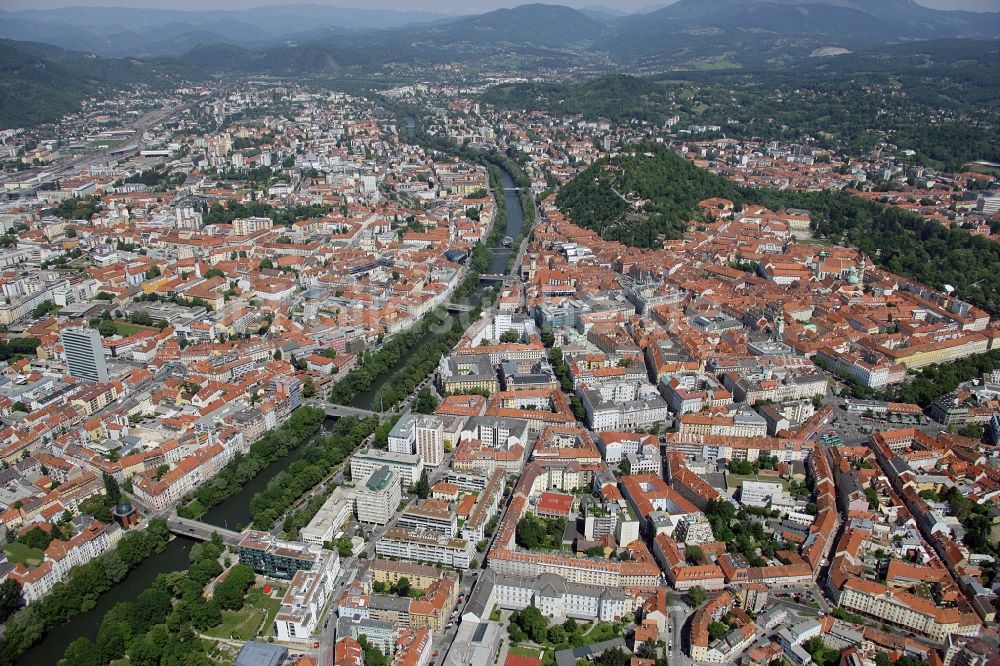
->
[[1, 0, 997, 13]]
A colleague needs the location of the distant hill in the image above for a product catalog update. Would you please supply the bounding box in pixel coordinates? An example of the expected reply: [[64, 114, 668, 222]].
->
[[180, 4, 609, 76], [2, 1, 999, 128], [3, 1, 997, 72], [422, 4, 606, 48], [0, 39, 199, 129], [0, 5, 451, 57], [603, 0, 1000, 67], [481, 75, 669, 124]]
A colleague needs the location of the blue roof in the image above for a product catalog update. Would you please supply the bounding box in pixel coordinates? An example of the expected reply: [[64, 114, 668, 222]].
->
[[235, 642, 288, 666]]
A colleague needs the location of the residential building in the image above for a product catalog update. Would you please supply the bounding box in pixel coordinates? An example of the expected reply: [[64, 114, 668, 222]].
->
[[60, 327, 109, 382], [356, 466, 401, 525]]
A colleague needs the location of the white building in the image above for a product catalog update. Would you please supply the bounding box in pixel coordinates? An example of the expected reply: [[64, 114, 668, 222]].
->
[[350, 448, 423, 488], [356, 466, 401, 525], [273, 550, 341, 642], [388, 414, 445, 466], [300, 485, 356, 546], [375, 528, 475, 569], [739, 480, 788, 508], [491, 572, 629, 622]]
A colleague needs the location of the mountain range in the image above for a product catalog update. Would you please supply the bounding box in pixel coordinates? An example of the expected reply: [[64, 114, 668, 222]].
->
[[1, 0, 998, 128], [0, 5, 450, 58], [2, 1, 998, 63]]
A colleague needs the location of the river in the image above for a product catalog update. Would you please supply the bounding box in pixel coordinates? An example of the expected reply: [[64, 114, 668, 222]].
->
[[16, 536, 197, 666], [19, 115, 528, 665]]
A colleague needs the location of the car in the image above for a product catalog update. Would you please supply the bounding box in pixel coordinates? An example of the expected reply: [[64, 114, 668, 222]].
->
[[313, 642, 321, 648], [668, 642, 673, 649]]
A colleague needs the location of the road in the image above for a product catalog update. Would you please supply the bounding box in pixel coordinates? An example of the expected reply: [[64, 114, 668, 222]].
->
[[668, 599, 691, 666]]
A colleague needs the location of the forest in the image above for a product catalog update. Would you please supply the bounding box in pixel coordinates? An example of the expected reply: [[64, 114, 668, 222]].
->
[[557, 142, 1000, 316], [482, 74, 673, 126]]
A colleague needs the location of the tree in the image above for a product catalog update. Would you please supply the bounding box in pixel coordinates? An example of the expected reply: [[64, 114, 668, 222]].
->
[[515, 514, 548, 550], [335, 533, 354, 558], [64, 228, 77, 238], [511, 605, 549, 643], [101, 550, 129, 584], [595, 648, 630, 666], [144, 266, 160, 280], [18, 526, 54, 550], [637, 642, 659, 659], [685, 545, 705, 565], [213, 564, 254, 610], [103, 472, 122, 505], [804, 637, 840, 666], [79, 495, 113, 523], [132, 588, 172, 633], [0, 578, 24, 623], [395, 577, 411, 597], [413, 387, 439, 414], [687, 585, 707, 607], [259, 258, 274, 270], [708, 621, 728, 641], [358, 635, 389, 666], [499, 329, 521, 343], [96, 616, 131, 662], [204, 268, 224, 279], [540, 325, 555, 348], [411, 470, 431, 500], [547, 624, 566, 644], [302, 376, 316, 398], [97, 319, 118, 338], [60, 637, 102, 666]]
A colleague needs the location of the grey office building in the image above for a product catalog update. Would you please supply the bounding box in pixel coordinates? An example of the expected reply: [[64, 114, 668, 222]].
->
[[60, 327, 109, 382]]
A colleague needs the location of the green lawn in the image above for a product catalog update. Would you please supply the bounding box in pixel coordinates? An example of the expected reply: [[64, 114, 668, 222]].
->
[[248, 586, 285, 637], [204, 586, 285, 640], [509, 645, 543, 658], [204, 606, 264, 640], [3, 542, 44, 565], [113, 320, 157, 336], [725, 473, 789, 491]]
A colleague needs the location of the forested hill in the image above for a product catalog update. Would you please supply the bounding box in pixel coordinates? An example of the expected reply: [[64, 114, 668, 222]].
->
[[0, 39, 199, 129], [556, 143, 1000, 315], [481, 40, 1000, 172], [480, 75, 671, 125], [556, 146, 737, 246]]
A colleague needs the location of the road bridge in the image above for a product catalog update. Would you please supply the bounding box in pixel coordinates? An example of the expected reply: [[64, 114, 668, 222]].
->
[[442, 302, 474, 313], [166, 515, 243, 546], [314, 402, 391, 421]]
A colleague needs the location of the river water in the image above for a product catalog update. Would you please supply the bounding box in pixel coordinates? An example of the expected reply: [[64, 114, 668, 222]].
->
[[16, 536, 197, 665], [18, 116, 527, 665]]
